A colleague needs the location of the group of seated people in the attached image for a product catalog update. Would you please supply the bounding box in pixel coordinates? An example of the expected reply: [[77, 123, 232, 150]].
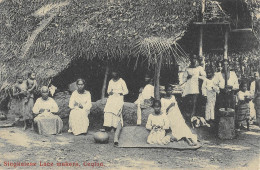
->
[[11, 75, 92, 136], [9, 54, 260, 147]]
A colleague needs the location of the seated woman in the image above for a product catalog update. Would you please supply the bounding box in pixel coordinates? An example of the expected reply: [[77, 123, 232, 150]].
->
[[32, 86, 63, 135], [135, 76, 154, 125], [146, 100, 170, 145], [68, 79, 92, 135], [161, 85, 198, 146]]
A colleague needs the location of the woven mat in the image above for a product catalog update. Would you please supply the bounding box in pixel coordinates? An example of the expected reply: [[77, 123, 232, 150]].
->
[[118, 126, 201, 150]]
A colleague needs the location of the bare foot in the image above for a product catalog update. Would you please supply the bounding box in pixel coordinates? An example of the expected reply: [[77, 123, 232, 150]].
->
[[186, 138, 196, 146]]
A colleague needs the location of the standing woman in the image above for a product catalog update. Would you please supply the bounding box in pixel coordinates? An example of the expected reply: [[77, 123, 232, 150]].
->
[[11, 74, 28, 128], [182, 55, 206, 121], [103, 70, 128, 145], [68, 79, 92, 135]]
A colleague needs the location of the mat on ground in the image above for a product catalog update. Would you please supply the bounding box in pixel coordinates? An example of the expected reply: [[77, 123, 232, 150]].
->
[[117, 126, 201, 150]]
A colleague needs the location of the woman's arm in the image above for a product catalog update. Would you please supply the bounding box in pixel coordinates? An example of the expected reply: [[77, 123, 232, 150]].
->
[[107, 80, 112, 95], [83, 92, 92, 110], [32, 99, 40, 114], [166, 103, 175, 113], [121, 80, 129, 95], [232, 72, 239, 90], [162, 116, 170, 130], [165, 96, 176, 113], [201, 80, 207, 96], [50, 98, 59, 113], [69, 92, 76, 109], [182, 69, 188, 83], [199, 67, 206, 80], [145, 115, 153, 130]]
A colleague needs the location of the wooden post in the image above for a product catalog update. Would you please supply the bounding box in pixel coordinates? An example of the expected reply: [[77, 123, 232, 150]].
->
[[223, 27, 229, 110], [154, 55, 162, 100], [199, 0, 205, 60], [224, 28, 229, 84], [101, 64, 109, 101], [199, 26, 203, 57], [202, 0, 205, 16]]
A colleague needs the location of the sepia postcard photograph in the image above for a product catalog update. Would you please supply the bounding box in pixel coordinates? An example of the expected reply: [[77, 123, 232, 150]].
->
[[0, 0, 259, 169]]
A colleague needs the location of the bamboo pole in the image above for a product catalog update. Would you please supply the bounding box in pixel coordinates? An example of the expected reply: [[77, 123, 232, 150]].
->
[[154, 55, 162, 100], [101, 64, 109, 102]]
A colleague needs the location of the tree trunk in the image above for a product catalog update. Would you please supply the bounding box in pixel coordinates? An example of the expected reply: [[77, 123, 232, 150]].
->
[[101, 65, 109, 101], [154, 55, 162, 100]]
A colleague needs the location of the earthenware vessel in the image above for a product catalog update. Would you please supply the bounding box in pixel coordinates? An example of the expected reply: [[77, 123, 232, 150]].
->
[[93, 129, 109, 144]]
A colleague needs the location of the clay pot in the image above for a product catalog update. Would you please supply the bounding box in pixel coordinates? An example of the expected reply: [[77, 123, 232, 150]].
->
[[93, 129, 109, 144]]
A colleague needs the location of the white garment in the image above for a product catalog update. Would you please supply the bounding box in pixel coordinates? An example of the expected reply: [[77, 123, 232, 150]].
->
[[68, 90, 92, 135], [250, 81, 256, 96], [146, 113, 170, 145], [237, 90, 251, 101], [214, 71, 239, 90], [107, 78, 128, 95], [202, 78, 219, 120], [141, 84, 154, 100], [33, 97, 63, 135], [33, 97, 59, 114], [161, 96, 197, 142], [135, 84, 154, 125], [161, 96, 176, 114], [104, 78, 128, 128], [182, 67, 206, 97], [250, 81, 256, 119]]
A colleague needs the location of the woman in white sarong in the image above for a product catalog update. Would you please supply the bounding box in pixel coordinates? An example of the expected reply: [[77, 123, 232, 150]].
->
[[135, 77, 154, 125], [68, 79, 92, 136], [182, 55, 206, 120], [103, 71, 128, 146], [161, 85, 197, 146], [33, 86, 63, 135]]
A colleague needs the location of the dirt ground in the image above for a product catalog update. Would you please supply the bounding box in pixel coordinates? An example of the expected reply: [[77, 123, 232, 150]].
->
[[0, 122, 259, 170]]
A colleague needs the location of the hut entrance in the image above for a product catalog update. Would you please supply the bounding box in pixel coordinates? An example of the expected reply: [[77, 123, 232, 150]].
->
[[51, 56, 179, 102]]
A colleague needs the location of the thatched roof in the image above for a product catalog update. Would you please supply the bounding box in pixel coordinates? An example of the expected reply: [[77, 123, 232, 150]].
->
[[0, 0, 201, 86], [0, 0, 259, 89]]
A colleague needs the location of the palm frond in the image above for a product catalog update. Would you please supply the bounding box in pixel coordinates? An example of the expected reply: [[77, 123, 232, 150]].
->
[[133, 36, 189, 67]]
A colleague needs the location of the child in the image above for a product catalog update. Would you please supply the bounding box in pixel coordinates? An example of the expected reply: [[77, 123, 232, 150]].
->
[[26, 72, 37, 97], [202, 70, 219, 122], [236, 81, 252, 131], [146, 100, 170, 145], [24, 71, 38, 130], [11, 74, 27, 125]]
